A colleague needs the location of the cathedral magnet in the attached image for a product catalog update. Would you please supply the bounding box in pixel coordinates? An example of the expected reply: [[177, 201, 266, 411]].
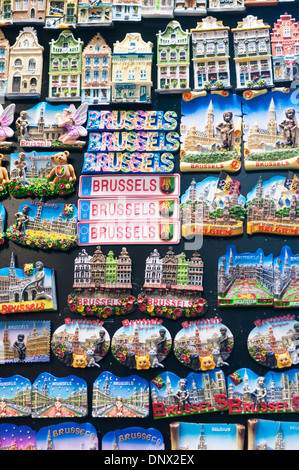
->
[[174, 319, 234, 371], [51, 319, 110, 369], [111, 319, 172, 371], [247, 315, 299, 370], [92, 372, 149, 418], [102, 427, 165, 451], [0, 375, 32, 417], [6, 200, 78, 251], [36, 422, 98, 450], [247, 418, 299, 451]]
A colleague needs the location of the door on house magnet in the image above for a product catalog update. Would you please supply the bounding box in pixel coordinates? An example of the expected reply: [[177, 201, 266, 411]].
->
[[66, 3, 75, 23], [12, 74, 21, 93], [140, 86, 147, 102]]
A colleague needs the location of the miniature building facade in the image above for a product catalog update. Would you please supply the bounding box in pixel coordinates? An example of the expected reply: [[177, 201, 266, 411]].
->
[[232, 15, 274, 90], [191, 17, 231, 91], [0, 29, 9, 98], [48, 30, 83, 101], [111, 32, 153, 103], [77, 0, 113, 26], [208, 0, 245, 11], [45, 0, 77, 29], [112, 0, 142, 22], [156, 20, 190, 93], [81, 33, 111, 105], [13, 0, 46, 23], [6, 27, 43, 98], [271, 13, 299, 82], [142, 0, 174, 17], [0, 0, 13, 25], [174, 0, 207, 15]]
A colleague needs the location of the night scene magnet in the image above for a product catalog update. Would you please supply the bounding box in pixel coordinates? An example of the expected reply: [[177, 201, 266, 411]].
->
[[247, 315, 299, 370], [242, 89, 299, 171], [274, 246, 299, 309], [180, 91, 242, 173], [36, 422, 98, 451], [111, 319, 171, 371], [31, 372, 88, 418], [6, 200, 78, 251], [68, 246, 135, 318], [217, 245, 274, 307], [248, 418, 299, 450], [0, 424, 37, 450], [180, 173, 246, 238], [51, 319, 110, 369], [15, 102, 88, 149], [174, 319, 234, 371], [0, 375, 32, 417], [246, 172, 299, 236], [228, 367, 299, 416], [0, 321, 51, 364], [8, 150, 76, 198], [92, 372, 149, 418], [102, 427, 165, 451], [150, 370, 228, 419]]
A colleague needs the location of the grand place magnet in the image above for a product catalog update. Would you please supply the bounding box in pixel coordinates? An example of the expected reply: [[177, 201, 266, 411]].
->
[[111, 319, 171, 371], [274, 246, 299, 309], [174, 318, 234, 371], [102, 427, 165, 451], [0, 375, 32, 417], [51, 319, 110, 369]]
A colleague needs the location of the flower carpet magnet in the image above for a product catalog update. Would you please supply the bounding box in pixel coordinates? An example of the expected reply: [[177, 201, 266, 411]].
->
[[0, 375, 32, 417], [6, 200, 78, 251], [102, 427, 165, 450], [31, 373, 88, 418], [92, 372, 149, 418], [180, 172, 246, 238], [137, 247, 208, 320], [174, 319, 234, 371], [170, 421, 245, 450], [51, 318, 110, 370], [248, 418, 299, 450], [111, 319, 172, 371], [67, 246, 136, 318], [36, 422, 98, 450]]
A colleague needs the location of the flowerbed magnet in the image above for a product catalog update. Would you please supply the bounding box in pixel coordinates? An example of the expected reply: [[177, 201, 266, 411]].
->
[[170, 422, 245, 450], [32, 373, 87, 418], [102, 427, 165, 450], [16, 102, 88, 149], [246, 173, 299, 236], [6, 200, 78, 251], [0, 375, 32, 417], [180, 173, 246, 238], [36, 422, 98, 450], [68, 246, 136, 318], [51, 318, 110, 369], [8, 150, 76, 198], [247, 315, 299, 369], [0, 321, 51, 364], [137, 247, 208, 320], [274, 246, 299, 309], [174, 319, 234, 371], [218, 245, 274, 307], [248, 418, 299, 450], [242, 89, 299, 170], [180, 91, 242, 172], [92, 372, 149, 418], [150, 370, 228, 419], [111, 319, 171, 370]]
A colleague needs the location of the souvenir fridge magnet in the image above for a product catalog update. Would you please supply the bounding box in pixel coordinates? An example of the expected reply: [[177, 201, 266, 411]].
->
[[31, 372, 88, 418], [67, 246, 136, 318], [271, 14, 299, 82], [77, 2, 113, 27], [8, 150, 76, 198], [247, 315, 299, 369], [0, 375, 32, 417], [0, 321, 51, 364], [174, 319, 234, 371], [242, 88, 299, 170], [0, 424, 37, 450], [180, 173, 246, 238], [247, 418, 299, 450], [137, 247, 208, 320], [111, 319, 171, 370], [0, 104, 15, 150], [217, 245, 274, 307], [228, 367, 299, 415], [170, 422, 245, 450], [0, 202, 6, 244], [142, 0, 174, 18], [15, 102, 88, 149], [208, 0, 245, 12], [173, 0, 207, 16], [36, 422, 98, 451], [246, 173, 299, 236], [274, 246, 299, 309], [150, 369, 228, 419], [6, 200, 78, 251], [102, 427, 165, 450], [180, 91, 242, 172], [92, 372, 149, 418], [51, 318, 110, 369]]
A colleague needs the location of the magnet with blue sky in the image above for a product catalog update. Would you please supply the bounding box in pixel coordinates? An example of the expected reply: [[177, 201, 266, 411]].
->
[[170, 421, 245, 450], [111, 319, 171, 370], [51, 319, 110, 369], [6, 200, 78, 251], [32, 373, 88, 418], [274, 246, 299, 309], [174, 318, 234, 371], [102, 427, 164, 450], [248, 418, 299, 450], [0, 375, 31, 417], [247, 315, 299, 369], [36, 422, 98, 450], [92, 372, 149, 418], [0, 202, 6, 245], [0, 424, 37, 450], [180, 172, 246, 238], [180, 91, 242, 172]]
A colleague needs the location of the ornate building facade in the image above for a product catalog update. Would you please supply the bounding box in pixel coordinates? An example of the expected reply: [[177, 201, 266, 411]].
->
[[271, 13, 299, 82]]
